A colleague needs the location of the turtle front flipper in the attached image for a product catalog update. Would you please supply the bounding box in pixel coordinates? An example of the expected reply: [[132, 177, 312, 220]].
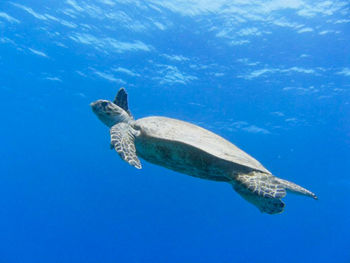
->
[[114, 88, 133, 118], [110, 123, 142, 169]]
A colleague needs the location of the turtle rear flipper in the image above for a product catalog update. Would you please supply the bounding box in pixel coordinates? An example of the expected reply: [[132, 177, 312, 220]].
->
[[233, 183, 285, 214], [232, 172, 286, 214], [275, 178, 318, 199], [232, 171, 317, 214], [110, 123, 141, 169], [235, 172, 287, 199]]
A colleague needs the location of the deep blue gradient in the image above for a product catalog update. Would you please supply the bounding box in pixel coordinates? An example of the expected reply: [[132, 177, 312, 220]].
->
[[1, 1, 350, 262]]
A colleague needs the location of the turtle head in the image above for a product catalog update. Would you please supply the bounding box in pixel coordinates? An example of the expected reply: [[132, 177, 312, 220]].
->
[[90, 99, 130, 127]]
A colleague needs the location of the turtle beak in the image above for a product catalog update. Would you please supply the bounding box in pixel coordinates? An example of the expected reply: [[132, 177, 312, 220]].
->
[[90, 101, 99, 113]]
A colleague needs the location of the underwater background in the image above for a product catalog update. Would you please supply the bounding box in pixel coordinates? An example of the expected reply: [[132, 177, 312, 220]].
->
[[1, 0, 349, 262]]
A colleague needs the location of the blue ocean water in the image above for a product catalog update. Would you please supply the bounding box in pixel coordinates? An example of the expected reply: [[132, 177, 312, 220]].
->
[[1, 0, 350, 262]]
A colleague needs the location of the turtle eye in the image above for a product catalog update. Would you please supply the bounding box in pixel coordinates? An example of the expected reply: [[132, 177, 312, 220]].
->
[[101, 101, 108, 107]]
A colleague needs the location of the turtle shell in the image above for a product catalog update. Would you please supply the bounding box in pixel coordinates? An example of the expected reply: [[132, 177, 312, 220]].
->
[[134, 116, 270, 180]]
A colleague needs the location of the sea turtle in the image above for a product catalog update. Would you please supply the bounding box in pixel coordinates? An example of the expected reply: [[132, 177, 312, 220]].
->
[[91, 88, 317, 214]]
